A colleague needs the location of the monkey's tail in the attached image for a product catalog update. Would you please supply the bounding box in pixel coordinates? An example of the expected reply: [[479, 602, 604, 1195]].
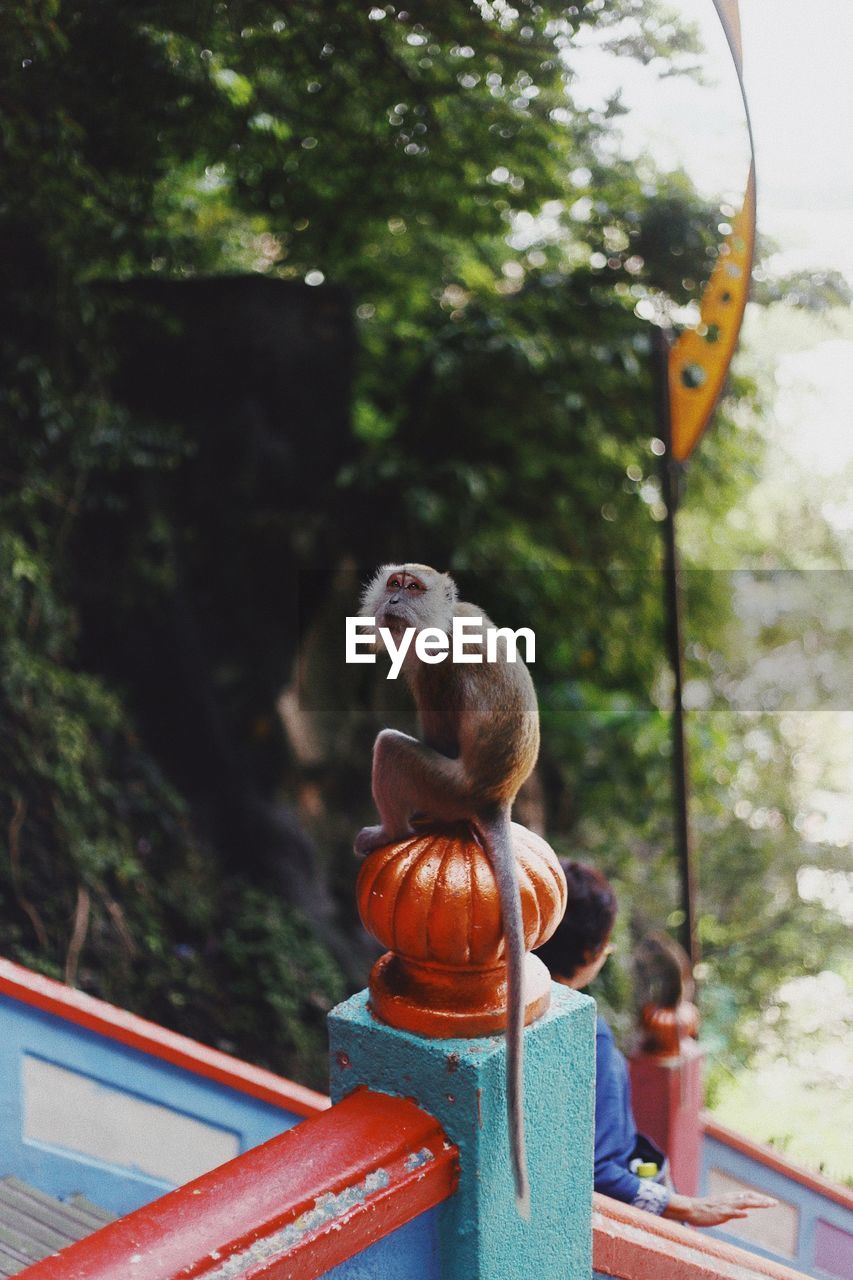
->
[[473, 811, 530, 1220]]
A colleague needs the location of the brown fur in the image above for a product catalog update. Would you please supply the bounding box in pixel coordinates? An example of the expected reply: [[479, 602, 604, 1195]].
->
[[356, 564, 539, 1215]]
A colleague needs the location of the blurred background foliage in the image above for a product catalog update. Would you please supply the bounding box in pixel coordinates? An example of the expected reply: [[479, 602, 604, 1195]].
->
[[1, 0, 849, 1096]]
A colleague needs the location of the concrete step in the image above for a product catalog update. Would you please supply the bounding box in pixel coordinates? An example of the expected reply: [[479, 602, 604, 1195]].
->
[[0, 1177, 115, 1278]]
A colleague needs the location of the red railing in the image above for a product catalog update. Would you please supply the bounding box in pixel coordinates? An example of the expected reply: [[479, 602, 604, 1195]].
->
[[702, 1114, 853, 1215], [700, 1113, 853, 1278], [21, 1088, 458, 1280], [0, 956, 327, 1118], [593, 1195, 812, 1280]]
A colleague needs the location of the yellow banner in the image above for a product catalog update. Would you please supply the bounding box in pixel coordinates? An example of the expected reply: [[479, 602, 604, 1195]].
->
[[667, 0, 754, 463], [714, 0, 743, 73], [668, 164, 755, 463]]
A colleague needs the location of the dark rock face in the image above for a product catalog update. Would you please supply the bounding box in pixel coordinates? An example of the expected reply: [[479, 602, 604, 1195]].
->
[[75, 277, 355, 916]]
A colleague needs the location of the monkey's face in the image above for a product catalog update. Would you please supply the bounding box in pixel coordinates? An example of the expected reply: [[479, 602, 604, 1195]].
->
[[361, 563, 458, 640], [379, 569, 428, 639]]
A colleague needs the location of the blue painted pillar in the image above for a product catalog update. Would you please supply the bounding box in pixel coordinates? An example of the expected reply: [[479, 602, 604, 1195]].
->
[[328, 982, 595, 1280]]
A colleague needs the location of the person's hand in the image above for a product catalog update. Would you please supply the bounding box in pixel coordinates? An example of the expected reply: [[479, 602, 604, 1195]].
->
[[663, 1190, 777, 1227]]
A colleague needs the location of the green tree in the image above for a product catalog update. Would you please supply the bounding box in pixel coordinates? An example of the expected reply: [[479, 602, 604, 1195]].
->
[[3, 0, 843, 1098]]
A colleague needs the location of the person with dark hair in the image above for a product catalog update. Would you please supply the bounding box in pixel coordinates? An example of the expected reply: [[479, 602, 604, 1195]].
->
[[538, 860, 775, 1227]]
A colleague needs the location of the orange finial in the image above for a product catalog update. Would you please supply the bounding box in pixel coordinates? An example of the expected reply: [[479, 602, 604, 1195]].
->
[[357, 822, 566, 1038], [639, 1001, 700, 1058]]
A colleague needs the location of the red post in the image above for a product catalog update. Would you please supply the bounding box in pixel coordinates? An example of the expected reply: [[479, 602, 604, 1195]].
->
[[629, 1039, 704, 1196]]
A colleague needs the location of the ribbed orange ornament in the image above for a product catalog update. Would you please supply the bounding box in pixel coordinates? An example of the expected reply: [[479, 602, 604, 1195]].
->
[[639, 1001, 700, 1058], [357, 822, 567, 1037]]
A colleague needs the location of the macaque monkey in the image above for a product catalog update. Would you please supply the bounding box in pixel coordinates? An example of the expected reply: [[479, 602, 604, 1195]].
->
[[356, 563, 540, 1217], [633, 932, 693, 1011]]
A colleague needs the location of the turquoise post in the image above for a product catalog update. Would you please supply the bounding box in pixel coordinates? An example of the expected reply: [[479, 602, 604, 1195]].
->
[[328, 981, 596, 1280]]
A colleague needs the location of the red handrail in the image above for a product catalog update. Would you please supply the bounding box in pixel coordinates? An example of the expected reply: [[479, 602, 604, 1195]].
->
[[0, 956, 328, 1117], [593, 1194, 812, 1280], [22, 1088, 457, 1280], [701, 1113, 853, 1213]]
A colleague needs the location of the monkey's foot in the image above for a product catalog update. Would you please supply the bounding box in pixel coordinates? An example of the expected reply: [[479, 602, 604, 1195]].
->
[[354, 825, 390, 858]]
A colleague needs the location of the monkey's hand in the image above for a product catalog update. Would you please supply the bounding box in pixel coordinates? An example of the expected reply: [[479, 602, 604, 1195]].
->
[[354, 825, 392, 858]]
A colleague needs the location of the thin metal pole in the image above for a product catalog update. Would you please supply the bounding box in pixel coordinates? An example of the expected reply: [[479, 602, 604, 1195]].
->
[[653, 325, 699, 968]]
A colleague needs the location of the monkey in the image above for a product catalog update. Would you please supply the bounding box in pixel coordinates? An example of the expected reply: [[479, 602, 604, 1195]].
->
[[632, 931, 699, 1055], [355, 563, 540, 1217], [633, 932, 693, 1013]]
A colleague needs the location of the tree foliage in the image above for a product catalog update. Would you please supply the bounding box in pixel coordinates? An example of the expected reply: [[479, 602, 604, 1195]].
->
[[1, 0, 846, 1091]]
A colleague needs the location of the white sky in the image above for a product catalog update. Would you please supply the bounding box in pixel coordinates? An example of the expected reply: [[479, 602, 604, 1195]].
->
[[568, 0, 853, 485], [739, 0, 853, 274], [568, 0, 853, 280]]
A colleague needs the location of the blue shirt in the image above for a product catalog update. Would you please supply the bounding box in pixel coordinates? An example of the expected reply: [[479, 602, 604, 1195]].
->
[[594, 1015, 669, 1214]]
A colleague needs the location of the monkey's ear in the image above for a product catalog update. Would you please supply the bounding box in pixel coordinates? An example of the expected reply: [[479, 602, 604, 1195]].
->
[[360, 564, 395, 618], [442, 573, 459, 607]]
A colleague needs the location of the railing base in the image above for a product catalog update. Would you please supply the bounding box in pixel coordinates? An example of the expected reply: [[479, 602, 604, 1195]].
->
[[329, 982, 596, 1280]]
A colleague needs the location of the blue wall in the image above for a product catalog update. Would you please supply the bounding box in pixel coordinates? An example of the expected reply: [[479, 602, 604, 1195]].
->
[[321, 1209, 441, 1280], [0, 994, 302, 1216], [702, 1131, 853, 1280]]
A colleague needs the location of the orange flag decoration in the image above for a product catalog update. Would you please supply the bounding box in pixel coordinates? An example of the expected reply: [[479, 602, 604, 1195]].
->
[[667, 0, 756, 463]]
